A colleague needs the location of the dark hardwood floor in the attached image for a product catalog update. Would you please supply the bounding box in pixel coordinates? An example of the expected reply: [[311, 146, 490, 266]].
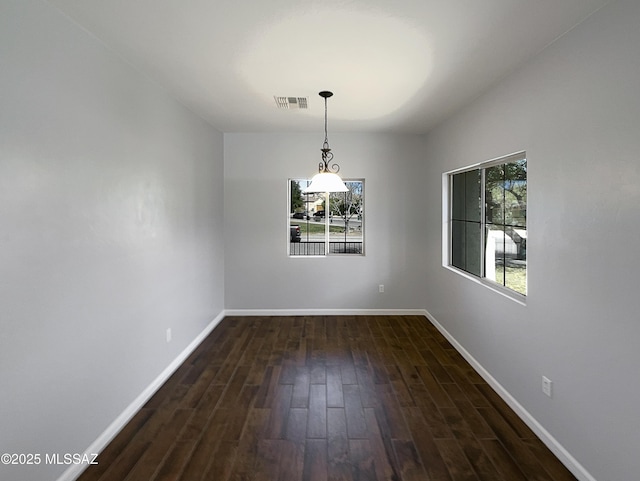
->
[[77, 315, 577, 481]]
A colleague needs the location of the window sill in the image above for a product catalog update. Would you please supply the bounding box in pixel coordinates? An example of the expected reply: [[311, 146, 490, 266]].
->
[[443, 265, 527, 306]]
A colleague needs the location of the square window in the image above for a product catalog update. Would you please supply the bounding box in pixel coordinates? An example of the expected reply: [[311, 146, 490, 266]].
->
[[289, 179, 364, 256]]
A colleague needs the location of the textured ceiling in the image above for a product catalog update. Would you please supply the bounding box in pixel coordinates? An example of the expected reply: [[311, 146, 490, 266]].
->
[[47, 0, 609, 133]]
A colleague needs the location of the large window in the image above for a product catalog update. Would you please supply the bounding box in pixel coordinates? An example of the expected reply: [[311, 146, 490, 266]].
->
[[289, 179, 364, 256], [448, 153, 527, 296]]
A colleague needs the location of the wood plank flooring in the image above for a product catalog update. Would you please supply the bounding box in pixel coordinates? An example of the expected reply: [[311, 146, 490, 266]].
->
[[77, 315, 577, 481]]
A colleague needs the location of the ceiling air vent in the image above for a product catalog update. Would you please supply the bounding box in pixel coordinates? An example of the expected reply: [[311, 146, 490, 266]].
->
[[274, 96, 308, 109]]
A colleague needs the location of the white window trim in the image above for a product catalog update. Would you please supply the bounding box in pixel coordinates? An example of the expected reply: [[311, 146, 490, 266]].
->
[[442, 151, 527, 304], [287, 178, 365, 258]]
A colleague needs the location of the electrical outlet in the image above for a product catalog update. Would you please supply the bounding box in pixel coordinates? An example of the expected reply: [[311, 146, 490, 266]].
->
[[542, 376, 552, 397], [379, 284, 384, 293], [166, 328, 172, 343]]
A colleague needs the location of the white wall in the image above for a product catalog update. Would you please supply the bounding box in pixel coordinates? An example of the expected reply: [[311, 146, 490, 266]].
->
[[420, 1, 640, 480], [0, 1, 224, 480], [224, 132, 426, 312], [3, 0, 638, 480]]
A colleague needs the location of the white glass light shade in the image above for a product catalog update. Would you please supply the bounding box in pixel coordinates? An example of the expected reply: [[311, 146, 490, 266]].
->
[[302, 172, 349, 193]]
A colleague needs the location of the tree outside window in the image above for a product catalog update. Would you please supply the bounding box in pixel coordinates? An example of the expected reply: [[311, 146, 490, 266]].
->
[[289, 179, 364, 256], [449, 153, 526, 296]]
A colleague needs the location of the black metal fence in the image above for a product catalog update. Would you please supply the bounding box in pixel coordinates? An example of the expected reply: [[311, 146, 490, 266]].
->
[[290, 241, 363, 256]]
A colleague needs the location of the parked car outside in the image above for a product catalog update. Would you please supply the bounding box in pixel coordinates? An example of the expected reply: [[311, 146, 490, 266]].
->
[[313, 210, 325, 220], [290, 225, 301, 242], [292, 211, 309, 219]]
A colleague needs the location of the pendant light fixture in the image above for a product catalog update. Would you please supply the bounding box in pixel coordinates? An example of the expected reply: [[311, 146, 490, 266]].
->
[[302, 91, 348, 193]]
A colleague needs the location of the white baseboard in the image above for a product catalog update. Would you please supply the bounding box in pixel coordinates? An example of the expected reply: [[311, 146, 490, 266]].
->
[[423, 309, 597, 481], [57, 311, 226, 481], [224, 308, 429, 317], [59, 307, 595, 481]]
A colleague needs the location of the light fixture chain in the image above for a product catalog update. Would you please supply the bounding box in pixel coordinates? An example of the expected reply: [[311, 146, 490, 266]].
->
[[301, 90, 347, 193], [324, 95, 329, 148]]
